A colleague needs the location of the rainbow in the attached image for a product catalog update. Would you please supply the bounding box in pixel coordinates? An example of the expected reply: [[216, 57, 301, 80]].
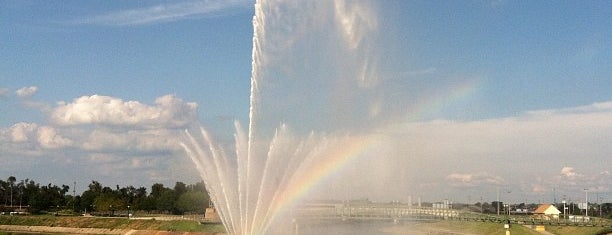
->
[[255, 77, 482, 233], [406, 76, 483, 121], [259, 135, 378, 233]]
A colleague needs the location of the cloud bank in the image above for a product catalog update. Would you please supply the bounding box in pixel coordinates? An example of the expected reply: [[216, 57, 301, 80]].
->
[[51, 94, 198, 128], [0, 93, 201, 188], [1, 89, 610, 201], [311, 100, 612, 201], [15, 86, 38, 98], [76, 0, 250, 26]]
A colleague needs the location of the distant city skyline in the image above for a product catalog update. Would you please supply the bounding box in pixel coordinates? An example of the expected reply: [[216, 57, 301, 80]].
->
[[1, 1, 610, 203]]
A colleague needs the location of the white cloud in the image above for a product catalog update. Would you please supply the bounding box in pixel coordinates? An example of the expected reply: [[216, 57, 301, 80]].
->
[[2, 94, 196, 160], [4, 95, 612, 202], [560, 166, 581, 179], [15, 86, 38, 98], [4, 122, 38, 142], [51, 94, 198, 128], [1, 123, 72, 151], [37, 126, 73, 149], [446, 172, 504, 188], [76, 0, 250, 26], [0, 93, 204, 191], [531, 184, 548, 194], [374, 100, 612, 200], [527, 101, 612, 116]]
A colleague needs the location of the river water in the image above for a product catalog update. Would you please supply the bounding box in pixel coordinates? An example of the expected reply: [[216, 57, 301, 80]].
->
[[293, 220, 426, 235]]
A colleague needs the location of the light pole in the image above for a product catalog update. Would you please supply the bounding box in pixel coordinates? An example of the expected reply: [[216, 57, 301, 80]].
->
[[506, 189, 511, 216], [599, 196, 603, 218], [505, 204, 510, 216], [562, 199, 567, 220], [497, 187, 500, 216], [480, 196, 483, 214], [584, 189, 588, 217], [19, 185, 22, 211]]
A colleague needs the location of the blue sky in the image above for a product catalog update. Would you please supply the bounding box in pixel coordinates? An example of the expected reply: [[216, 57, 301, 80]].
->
[[1, 0, 611, 203], [2, 0, 253, 127]]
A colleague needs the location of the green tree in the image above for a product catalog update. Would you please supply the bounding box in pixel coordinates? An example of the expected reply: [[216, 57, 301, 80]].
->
[[137, 196, 156, 212], [156, 190, 177, 213], [79, 181, 103, 213], [132, 187, 150, 211], [93, 193, 124, 216], [150, 183, 166, 199], [174, 182, 187, 197], [176, 191, 209, 214], [7, 176, 16, 207]]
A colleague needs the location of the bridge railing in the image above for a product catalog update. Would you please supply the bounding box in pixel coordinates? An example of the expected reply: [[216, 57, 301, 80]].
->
[[295, 203, 612, 228], [296, 203, 458, 220]]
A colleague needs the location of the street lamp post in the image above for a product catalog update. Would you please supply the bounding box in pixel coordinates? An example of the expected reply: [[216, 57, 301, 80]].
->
[[584, 189, 588, 217], [506, 189, 511, 216], [19, 185, 22, 211], [480, 196, 483, 214], [562, 200, 567, 220], [599, 196, 603, 218], [497, 187, 500, 216], [505, 204, 510, 216]]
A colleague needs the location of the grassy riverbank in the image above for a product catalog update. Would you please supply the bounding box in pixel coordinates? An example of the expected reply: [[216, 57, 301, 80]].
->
[[0, 215, 225, 233], [546, 225, 612, 235], [386, 220, 612, 235]]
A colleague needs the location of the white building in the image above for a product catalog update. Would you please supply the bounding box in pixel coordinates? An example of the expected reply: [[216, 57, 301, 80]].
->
[[533, 204, 561, 220]]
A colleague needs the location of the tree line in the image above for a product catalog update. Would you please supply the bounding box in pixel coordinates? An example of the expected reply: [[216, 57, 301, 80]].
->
[[0, 176, 210, 215]]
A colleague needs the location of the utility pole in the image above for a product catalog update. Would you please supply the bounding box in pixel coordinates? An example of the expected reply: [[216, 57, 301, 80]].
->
[[584, 189, 588, 217], [506, 188, 512, 216], [562, 199, 567, 220], [73, 181, 77, 211], [480, 196, 483, 213], [497, 187, 500, 216], [598, 194, 602, 218]]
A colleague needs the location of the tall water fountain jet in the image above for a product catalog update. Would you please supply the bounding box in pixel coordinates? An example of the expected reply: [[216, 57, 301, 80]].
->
[[182, 0, 384, 234]]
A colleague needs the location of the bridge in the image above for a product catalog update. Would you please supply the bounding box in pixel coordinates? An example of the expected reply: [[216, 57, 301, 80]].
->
[[295, 202, 458, 222], [294, 202, 612, 228]]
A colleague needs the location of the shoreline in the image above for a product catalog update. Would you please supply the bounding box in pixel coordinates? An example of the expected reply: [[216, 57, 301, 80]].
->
[[0, 225, 225, 235]]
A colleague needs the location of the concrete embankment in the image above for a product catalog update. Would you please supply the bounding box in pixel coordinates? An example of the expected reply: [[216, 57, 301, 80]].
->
[[0, 225, 224, 235]]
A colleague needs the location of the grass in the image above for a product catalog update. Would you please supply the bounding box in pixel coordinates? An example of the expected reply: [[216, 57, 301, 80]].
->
[[395, 220, 612, 235], [405, 220, 541, 235], [3, 215, 611, 234], [546, 225, 612, 235], [0, 215, 225, 233], [158, 220, 226, 233]]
